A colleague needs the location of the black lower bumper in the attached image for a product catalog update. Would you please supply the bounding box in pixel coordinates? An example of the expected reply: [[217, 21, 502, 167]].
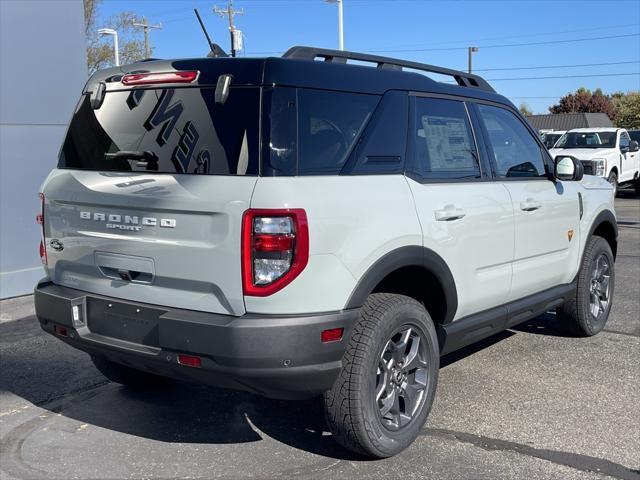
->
[[34, 281, 359, 400]]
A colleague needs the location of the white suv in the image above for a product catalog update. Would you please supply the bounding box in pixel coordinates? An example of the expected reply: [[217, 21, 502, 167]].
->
[[34, 47, 618, 458], [550, 127, 640, 195]]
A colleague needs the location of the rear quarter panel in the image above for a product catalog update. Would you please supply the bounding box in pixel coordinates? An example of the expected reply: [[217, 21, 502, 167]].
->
[[246, 175, 422, 314]]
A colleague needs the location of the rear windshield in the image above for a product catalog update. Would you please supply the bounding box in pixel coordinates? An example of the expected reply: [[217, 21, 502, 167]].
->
[[59, 85, 379, 176], [59, 87, 260, 175]]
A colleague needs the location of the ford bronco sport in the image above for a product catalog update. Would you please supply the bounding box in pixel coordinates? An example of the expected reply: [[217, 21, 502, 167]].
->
[[35, 47, 617, 458]]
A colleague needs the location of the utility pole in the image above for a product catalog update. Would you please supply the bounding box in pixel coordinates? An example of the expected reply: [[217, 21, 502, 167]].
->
[[325, 0, 344, 50], [214, 1, 244, 57], [133, 17, 163, 59], [468, 46, 478, 74]]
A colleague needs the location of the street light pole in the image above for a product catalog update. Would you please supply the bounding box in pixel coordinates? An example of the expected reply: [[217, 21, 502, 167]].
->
[[98, 28, 120, 66], [468, 46, 478, 74], [325, 0, 344, 51]]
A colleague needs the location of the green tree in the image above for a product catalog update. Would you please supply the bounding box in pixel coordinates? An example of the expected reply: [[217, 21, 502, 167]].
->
[[519, 102, 533, 117], [84, 0, 148, 74], [612, 92, 640, 129]]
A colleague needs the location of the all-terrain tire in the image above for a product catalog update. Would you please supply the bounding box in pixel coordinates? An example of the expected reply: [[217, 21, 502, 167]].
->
[[91, 355, 169, 388], [324, 293, 439, 458], [557, 236, 615, 336]]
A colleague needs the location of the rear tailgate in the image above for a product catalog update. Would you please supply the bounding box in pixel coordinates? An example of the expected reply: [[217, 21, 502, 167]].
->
[[43, 68, 262, 316], [43, 171, 255, 315]]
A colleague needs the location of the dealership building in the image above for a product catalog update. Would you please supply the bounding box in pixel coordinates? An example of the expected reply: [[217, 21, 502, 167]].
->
[[0, 0, 86, 298]]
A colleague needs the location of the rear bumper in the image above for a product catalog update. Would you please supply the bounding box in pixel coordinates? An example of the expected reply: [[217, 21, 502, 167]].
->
[[34, 280, 359, 400]]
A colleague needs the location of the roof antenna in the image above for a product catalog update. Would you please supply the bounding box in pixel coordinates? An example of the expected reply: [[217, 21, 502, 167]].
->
[[194, 8, 228, 58]]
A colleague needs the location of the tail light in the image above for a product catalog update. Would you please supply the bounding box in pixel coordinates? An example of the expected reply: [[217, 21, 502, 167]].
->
[[37, 193, 47, 265], [242, 209, 309, 296]]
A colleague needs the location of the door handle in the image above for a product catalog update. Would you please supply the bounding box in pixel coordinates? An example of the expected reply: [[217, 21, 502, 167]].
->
[[520, 199, 542, 212], [434, 206, 466, 221]]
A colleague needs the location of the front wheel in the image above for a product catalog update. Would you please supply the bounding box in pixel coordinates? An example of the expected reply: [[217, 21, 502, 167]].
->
[[607, 172, 618, 197], [557, 236, 615, 336], [324, 293, 439, 458]]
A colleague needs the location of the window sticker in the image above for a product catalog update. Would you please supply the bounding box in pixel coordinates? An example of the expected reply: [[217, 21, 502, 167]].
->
[[420, 115, 475, 171]]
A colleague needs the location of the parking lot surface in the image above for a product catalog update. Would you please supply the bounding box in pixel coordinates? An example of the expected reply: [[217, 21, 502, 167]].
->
[[1, 194, 639, 480]]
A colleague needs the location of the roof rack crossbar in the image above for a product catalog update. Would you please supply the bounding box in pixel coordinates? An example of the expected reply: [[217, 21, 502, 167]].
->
[[282, 46, 494, 93]]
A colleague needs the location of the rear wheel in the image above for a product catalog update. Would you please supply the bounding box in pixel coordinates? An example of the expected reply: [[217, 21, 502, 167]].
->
[[324, 293, 439, 458], [608, 172, 618, 197], [557, 236, 615, 336], [635, 178, 640, 197], [91, 355, 169, 388]]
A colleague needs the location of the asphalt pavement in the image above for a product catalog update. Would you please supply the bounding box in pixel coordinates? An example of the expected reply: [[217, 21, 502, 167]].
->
[[1, 193, 638, 480]]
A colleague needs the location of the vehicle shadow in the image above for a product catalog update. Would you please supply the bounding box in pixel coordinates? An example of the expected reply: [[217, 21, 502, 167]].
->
[[510, 311, 576, 337], [1, 310, 570, 460]]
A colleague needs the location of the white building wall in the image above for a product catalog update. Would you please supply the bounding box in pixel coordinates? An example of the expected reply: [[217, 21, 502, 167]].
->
[[1, 0, 87, 298]]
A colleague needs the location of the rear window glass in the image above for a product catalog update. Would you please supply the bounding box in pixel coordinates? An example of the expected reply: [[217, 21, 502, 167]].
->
[[263, 88, 379, 176], [59, 87, 260, 175], [409, 97, 480, 180]]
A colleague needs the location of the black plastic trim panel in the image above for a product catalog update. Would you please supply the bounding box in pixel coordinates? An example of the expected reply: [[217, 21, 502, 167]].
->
[[439, 282, 576, 355]]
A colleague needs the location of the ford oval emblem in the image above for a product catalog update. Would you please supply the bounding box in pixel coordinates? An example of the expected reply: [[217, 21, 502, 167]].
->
[[49, 239, 64, 252]]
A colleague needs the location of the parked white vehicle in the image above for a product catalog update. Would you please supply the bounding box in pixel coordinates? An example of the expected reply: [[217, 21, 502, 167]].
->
[[540, 130, 566, 150], [550, 128, 640, 195]]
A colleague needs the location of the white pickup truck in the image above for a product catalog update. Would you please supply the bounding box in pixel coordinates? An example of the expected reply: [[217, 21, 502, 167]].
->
[[550, 128, 640, 196]]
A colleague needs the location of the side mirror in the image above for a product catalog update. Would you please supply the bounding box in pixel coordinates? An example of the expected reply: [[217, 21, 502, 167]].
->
[[629, 140, 639, 153], [554, 156, 583, 181]]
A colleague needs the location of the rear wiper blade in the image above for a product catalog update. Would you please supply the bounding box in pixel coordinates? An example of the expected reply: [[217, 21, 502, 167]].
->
[[105, 151, 159, 170]]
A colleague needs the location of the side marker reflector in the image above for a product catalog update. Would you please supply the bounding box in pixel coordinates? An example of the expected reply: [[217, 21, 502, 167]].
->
[[177, 354, 202, 368], [321, 328, 344, 343]]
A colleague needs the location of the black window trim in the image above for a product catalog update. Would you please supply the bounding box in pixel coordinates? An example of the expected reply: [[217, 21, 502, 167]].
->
[[406, 92, 490, 184], [469, 101, 554, 182]]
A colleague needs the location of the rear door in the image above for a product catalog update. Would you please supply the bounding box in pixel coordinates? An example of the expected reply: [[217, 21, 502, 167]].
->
[[406, 95, 514, 320], [474, 103, 581, 301], [43, 81, 261, 315]]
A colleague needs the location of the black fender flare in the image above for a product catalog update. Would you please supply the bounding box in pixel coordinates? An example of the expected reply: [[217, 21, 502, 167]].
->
[[344, 245, 458, 324], [586, 209, 618, 258]]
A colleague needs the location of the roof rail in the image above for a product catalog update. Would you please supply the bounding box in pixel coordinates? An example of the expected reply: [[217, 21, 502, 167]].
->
[[282, 46, 495, 93]]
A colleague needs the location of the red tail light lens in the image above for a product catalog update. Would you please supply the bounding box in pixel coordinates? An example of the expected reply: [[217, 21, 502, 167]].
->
[[242, 209, 309, 296], [122, 71, 198, 86], [37, 193, 47, 265]]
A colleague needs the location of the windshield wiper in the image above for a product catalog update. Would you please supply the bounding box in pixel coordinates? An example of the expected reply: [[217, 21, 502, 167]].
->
[[105, 151, 159, 170]]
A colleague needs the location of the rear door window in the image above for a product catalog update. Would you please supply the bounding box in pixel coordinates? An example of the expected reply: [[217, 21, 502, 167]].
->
[[59, 87, 260, 175], [408, 97, 481, 180]]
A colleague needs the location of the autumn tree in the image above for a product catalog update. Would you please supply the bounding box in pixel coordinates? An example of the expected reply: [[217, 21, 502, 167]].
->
[[548, 88, 616, 122], [519, 102, 533, 117], [84, 0, 148, 74], [612, 92, 640, 129]]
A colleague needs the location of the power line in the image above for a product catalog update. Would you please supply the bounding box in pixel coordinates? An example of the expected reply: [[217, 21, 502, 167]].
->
[[475, 60, 640, 72], [365, 33, 640, 53], [487, 72, 639, 81], [246, 31, 639, 56]]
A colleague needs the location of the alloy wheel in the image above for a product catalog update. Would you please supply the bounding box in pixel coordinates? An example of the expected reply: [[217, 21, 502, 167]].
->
[[375, 326, 429, 430], [589, 253, 611, 319]]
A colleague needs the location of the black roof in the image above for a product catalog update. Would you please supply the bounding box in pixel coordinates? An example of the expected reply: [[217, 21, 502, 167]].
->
[[526, 113, 613, 131], [84, 45, 512, 108]]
